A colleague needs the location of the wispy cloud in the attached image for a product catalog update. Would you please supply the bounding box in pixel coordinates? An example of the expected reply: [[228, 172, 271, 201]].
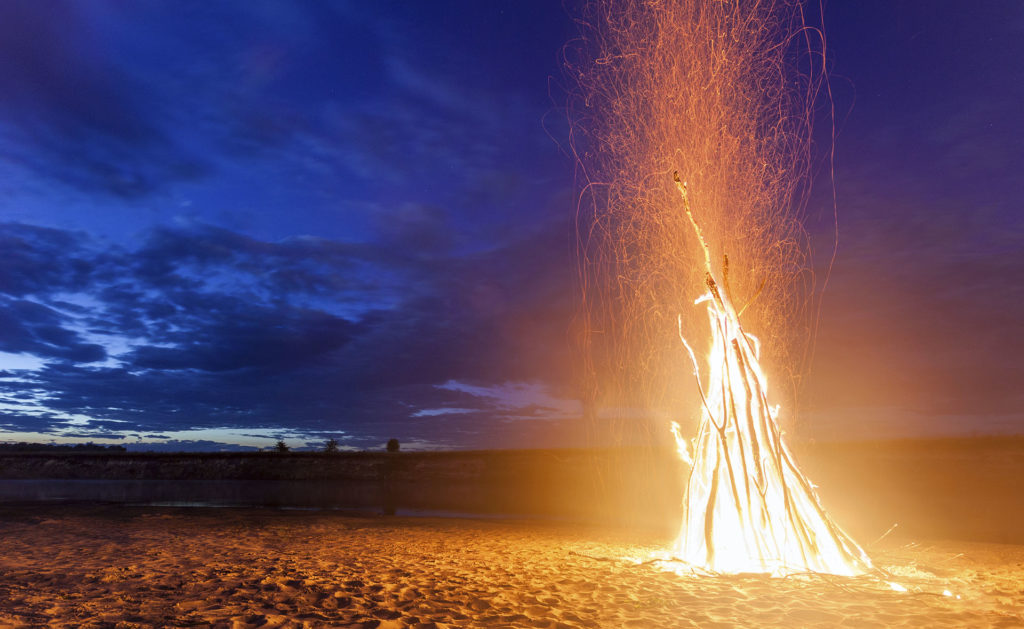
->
[[0, 217, 573, 447]]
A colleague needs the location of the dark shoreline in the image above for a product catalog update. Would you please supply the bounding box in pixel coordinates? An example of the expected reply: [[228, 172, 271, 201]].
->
[[2, 437, 1023, 544], [0, 448, 685, 532]]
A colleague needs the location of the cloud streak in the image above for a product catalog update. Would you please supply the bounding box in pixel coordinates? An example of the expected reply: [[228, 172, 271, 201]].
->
[[0, 216, 576, 449]]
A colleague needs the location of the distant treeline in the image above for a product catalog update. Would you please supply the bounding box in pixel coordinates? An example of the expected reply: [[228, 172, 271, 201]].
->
[[0, 442, 127, 453]]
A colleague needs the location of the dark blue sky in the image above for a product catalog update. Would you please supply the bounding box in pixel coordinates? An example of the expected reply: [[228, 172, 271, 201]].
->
[[0, 1, 1021, 450]]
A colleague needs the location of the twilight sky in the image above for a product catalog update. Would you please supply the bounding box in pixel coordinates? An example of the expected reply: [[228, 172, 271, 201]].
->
[[0, 1, 1021, 451]]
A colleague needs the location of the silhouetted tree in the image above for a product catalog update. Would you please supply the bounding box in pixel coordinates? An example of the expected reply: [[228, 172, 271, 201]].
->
[[386, 438, 400, 453], [275, 440, 290, 453], [324, 438, 339, 454]]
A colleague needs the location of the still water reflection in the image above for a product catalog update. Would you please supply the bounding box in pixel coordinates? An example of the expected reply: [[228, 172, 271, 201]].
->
[[0, 479, 526, 520]]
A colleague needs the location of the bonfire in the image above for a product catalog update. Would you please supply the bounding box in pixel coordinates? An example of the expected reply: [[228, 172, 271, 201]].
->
[[669, 175, 871, 576], [570, 0, 876, 576]]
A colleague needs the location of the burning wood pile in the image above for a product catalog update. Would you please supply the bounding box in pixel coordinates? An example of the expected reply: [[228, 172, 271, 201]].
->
[[570, 0, 879, 576], [669, 175, 871, 576]]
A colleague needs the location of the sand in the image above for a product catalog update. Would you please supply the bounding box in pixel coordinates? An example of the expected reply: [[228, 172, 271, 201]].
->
[[0, 506, 1022, 628]]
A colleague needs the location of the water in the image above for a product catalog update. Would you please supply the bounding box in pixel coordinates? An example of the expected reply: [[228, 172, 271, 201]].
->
[[0, 479, 536, 520], [0, 479, 383, 510]]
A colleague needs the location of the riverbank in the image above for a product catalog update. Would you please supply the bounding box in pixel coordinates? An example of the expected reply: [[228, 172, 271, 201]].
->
[[2, 437, 1024, 543], [0, 449, 684, 531]]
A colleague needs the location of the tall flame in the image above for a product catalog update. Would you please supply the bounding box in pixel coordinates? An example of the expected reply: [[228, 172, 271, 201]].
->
[[673, 294, 872, 575], [671, 179, 871, 576], [568, 0, 878, 578]]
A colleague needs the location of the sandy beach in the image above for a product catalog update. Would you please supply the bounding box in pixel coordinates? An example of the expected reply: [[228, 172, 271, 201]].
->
[[0, 506, 1022, 628]]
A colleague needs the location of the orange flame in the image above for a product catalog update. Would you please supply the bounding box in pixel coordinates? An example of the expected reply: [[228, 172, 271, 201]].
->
[[664, 178, 871, 576], [673, 292, 872, 575]]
